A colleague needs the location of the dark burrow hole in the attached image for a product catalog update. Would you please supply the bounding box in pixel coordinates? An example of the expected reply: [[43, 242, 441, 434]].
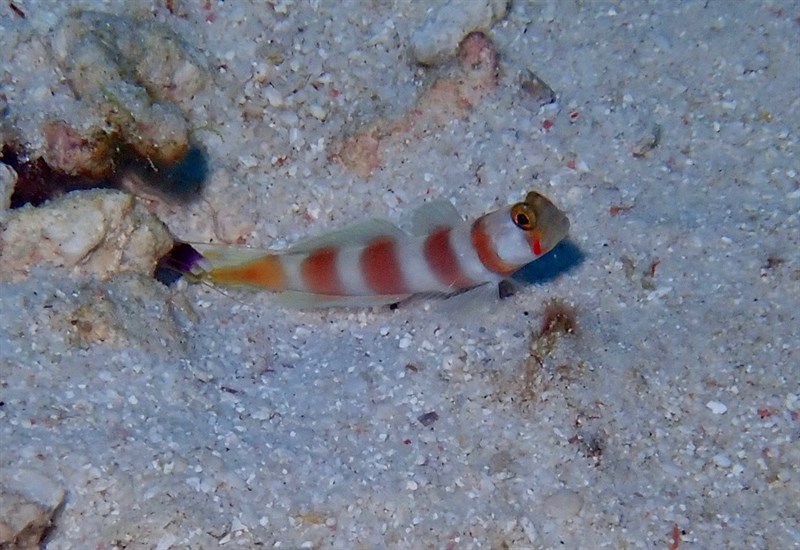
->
[[1, 141, 208, 209]]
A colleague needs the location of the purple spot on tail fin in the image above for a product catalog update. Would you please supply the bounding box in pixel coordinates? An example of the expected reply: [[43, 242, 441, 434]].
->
[[154, 242, 204, 286]]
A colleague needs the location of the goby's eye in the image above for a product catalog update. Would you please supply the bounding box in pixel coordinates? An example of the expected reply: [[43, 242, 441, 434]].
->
[[511, 204, 535, 230]]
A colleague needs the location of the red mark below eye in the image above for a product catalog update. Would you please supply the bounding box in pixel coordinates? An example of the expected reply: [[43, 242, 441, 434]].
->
[[532, 239, 542, 256]]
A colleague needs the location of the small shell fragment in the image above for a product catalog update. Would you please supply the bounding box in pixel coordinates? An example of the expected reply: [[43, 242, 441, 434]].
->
[[706, 400, 728, 415], [417, 411, 439, 427], [519, 69, 556, 108], [632, 124, 662, 157]]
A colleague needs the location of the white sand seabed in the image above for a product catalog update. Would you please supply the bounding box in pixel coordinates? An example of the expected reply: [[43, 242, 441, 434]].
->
[[1, 0, 798, 548]]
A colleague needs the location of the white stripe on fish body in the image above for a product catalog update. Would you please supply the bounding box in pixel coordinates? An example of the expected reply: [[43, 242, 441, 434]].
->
[[278, 252, 305, 292], [449, 220, 504, 284], [337, 246, 374, 295], [395, 237, 452, 293]]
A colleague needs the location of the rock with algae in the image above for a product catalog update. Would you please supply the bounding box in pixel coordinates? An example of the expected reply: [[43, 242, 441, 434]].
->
[[0, 468, 65, 550], [0, 162, 16, 214], [0, 189, 173, 282], [46, 10, 209, 173]]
